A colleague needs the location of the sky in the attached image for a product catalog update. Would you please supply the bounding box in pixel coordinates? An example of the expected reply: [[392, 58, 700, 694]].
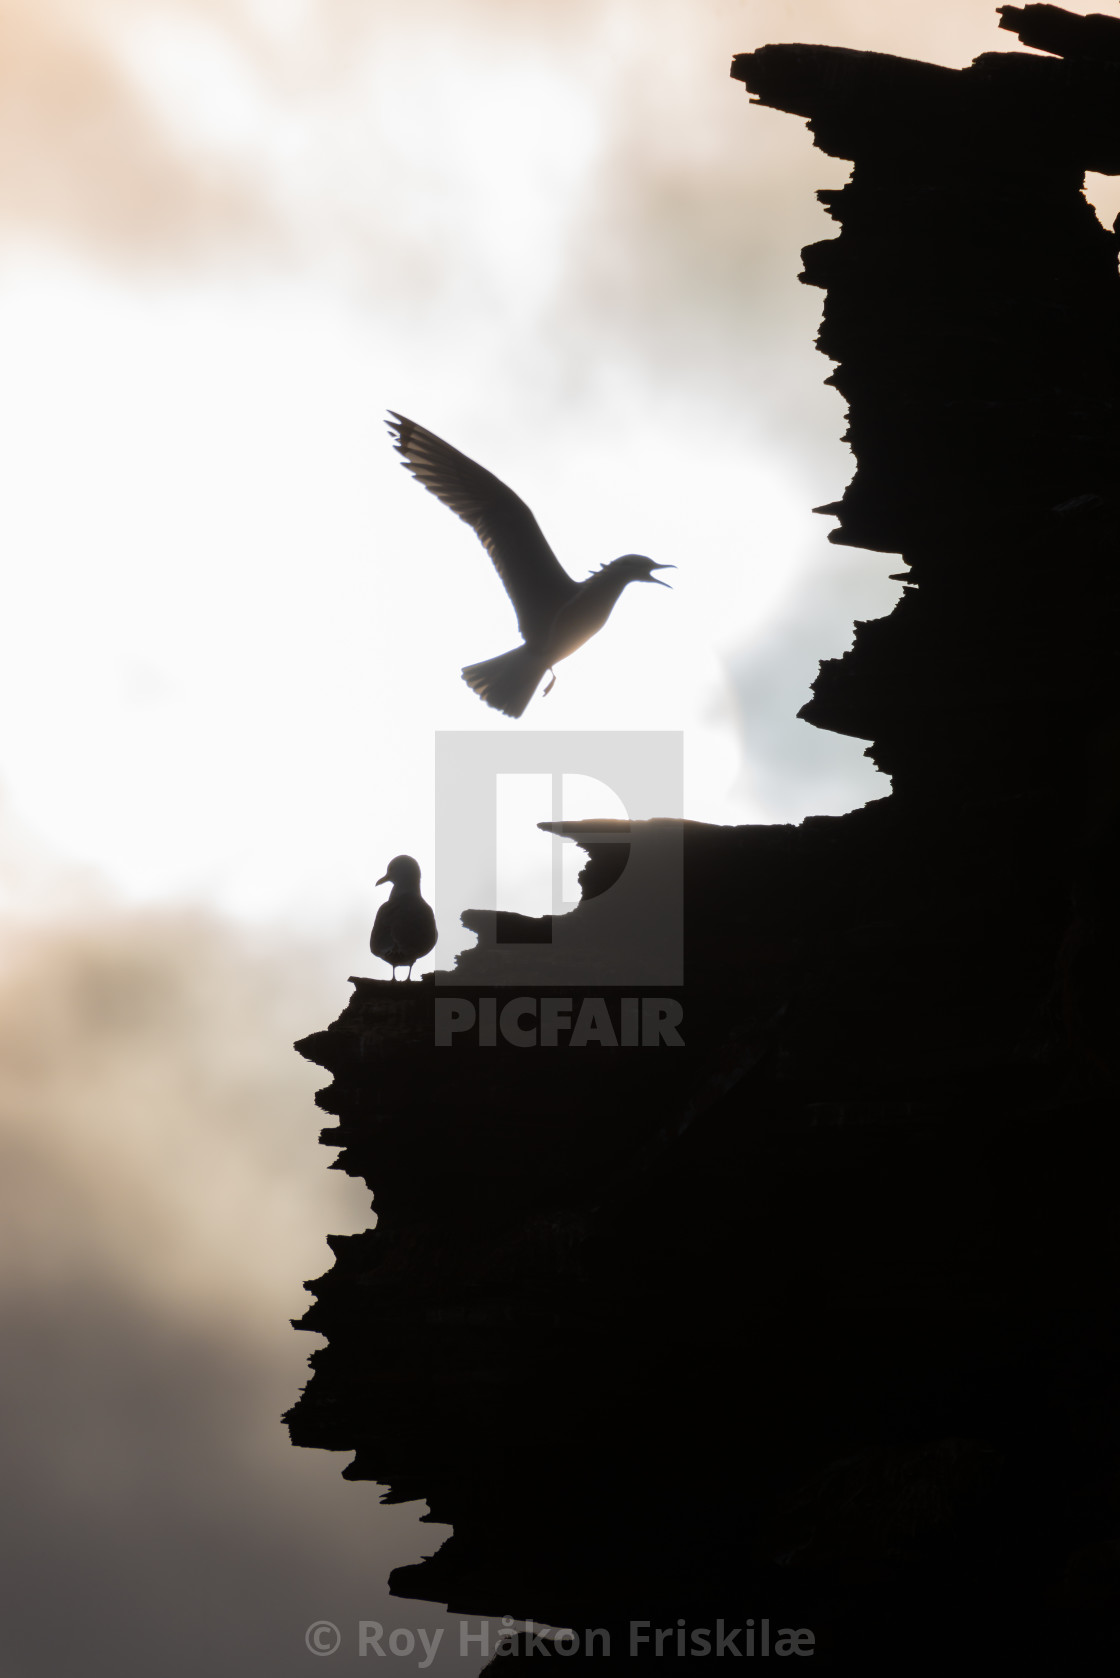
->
[[2, 3, 1117, 1674]]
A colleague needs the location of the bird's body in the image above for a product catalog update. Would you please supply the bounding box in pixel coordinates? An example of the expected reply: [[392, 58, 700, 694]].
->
[[371, 855, 437, 980], [387, 413, 672, 716]]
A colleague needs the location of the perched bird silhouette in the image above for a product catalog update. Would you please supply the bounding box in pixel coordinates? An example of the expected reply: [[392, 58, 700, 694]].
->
[[371, 855, 437, 980], [387, 413, 673, 717]]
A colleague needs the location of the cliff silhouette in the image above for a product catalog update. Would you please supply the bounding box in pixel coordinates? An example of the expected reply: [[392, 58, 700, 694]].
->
[[286, 8, 1120, 1669]]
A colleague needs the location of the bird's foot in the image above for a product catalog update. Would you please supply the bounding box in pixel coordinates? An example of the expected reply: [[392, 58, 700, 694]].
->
[[543, 669, 556, 697]]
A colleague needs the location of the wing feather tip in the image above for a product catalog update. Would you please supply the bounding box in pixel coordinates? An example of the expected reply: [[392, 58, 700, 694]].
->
[[385, 411, 414, 453]]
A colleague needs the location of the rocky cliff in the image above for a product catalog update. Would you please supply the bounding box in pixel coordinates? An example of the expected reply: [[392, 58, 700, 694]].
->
[[286, 9, 1120, 1669]]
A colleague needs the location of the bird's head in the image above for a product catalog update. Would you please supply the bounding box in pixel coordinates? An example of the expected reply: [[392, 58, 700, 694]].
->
[[377, 854, 423, 890], [610, 554, 674, 588]]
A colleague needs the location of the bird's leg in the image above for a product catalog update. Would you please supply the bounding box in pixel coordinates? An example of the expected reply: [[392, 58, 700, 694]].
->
[[407, 963, 415, 980], [543, 667, 557, 697]]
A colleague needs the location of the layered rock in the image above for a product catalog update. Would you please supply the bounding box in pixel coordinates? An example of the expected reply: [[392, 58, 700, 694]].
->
[[286, 10, 1120, 1670]]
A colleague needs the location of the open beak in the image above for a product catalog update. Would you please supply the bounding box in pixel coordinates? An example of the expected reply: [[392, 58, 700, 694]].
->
[[648, 563, 675, 588]]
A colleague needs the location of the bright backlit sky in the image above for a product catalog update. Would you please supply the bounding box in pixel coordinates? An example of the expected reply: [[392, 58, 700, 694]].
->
[[3, 6, 1119, 1673], [7, 0, 1114, 969]]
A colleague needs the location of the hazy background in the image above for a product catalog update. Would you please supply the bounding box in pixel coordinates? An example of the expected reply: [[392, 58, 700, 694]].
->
[[2, 3, 1117, 1672]]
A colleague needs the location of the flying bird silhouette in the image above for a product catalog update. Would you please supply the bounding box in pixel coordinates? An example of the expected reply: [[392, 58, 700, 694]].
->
[[371, 855, 437, 981], [387, 413, 673, 717]]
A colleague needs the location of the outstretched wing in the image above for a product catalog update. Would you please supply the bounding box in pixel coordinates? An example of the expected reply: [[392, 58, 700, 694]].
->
[[387, 413, 577, 643]]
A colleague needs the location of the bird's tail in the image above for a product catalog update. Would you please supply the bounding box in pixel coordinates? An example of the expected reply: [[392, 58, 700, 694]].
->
[[462, 646, 547, 718]]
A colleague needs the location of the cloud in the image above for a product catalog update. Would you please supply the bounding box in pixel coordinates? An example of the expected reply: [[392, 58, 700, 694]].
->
[[0, 0, 281, 260], [722, 547, 902, 819], [0, 895, 478, 1674], [0, 0, 1046, 891], [0, 2, 1019, 283], [0, 1280, 464, 1676], [531, 0, 1042, 422], [0, 899, 365, 1323]]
